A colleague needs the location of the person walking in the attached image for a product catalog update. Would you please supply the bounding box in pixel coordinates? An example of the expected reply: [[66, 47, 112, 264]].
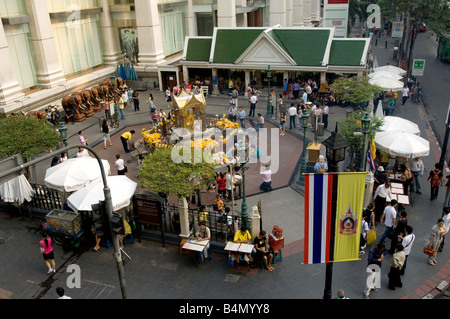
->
[[322, 103, 329, 130], [39, 232, 56, 274], [120, 130, 135, 153], [115, 154, 126, 175], [427, 163, 443, 200], [78, 130, 87, 146], [132, 90, 140, 111], [279, 111, 286, 136], [389, 210, 407, 254], [401, 85, 409, 105], [259, 164, 272, 192], [101, 119, 113, 149], [373, 181, 392, 223], [428, 218, 446, 266], [380, 199, 398, 244], [409, 157, 424, 194], [364, 242, 388, 299], [399, 225, 415, 275], [288, 103, 297, 129], [387, 244, 405, 290], [439, 207, 450, 252], [117, 94, 125, 120], [237, 106, 246, 128], [249, 92, 257, 117]]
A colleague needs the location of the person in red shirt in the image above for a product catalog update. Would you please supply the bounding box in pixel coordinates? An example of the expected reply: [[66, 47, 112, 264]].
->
[[216, 172, 227, 199]]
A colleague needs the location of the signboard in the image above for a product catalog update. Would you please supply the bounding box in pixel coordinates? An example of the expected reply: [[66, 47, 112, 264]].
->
[[411, 59, 425, 76], [323, 0, 349, 38], [392, 21, 404, 39]]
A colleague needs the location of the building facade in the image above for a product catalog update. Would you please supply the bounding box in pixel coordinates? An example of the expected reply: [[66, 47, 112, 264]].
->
[[0, 0, 323, 114]]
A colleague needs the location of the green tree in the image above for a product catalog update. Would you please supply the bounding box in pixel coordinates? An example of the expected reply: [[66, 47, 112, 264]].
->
[[330, 76, 382, 106], [0, 115, 60, 160], [378, 0, 450, 78], [338, 110, 384, 153], [138, 147, 217, 199]]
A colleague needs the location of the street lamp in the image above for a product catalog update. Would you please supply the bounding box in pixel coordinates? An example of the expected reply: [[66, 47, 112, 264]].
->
[[298, 109, 310, 184], [110, 75, 120, 128], [266, 65, 272, 117], [359, 112, 371, 172], [322, 124, 349, 172], [58, 121, 68, 158]]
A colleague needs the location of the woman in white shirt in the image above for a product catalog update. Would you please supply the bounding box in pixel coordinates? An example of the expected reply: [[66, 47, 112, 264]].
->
[[115, 154, 126, 175]]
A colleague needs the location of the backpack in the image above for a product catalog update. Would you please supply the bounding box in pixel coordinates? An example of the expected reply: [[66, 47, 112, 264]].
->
[[431, 169, 441, 187]]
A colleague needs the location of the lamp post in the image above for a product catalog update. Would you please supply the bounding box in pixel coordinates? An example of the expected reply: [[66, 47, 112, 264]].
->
[[110, 75, 120, 128], [322, 124, 349, 173], [58, 121, 68, 158], [298, 108, 310, 184], [238, 144, 250, 231], [266, 65, 272, 117], [359, 112, 371, 172]]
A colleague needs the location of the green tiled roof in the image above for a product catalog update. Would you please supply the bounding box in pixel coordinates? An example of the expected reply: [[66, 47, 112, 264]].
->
[[270, 29, 331, 66], [185, 38, 212, 61], [329, 40, 366, 66], [212, 29, 264, 63]]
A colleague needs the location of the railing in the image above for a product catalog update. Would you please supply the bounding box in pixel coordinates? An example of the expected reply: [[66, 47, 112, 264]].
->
[[30, 183, 62, 211]]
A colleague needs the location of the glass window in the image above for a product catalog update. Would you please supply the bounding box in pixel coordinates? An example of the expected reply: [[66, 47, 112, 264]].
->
[[47, 0, 99, 13], [0, 0, 26, 17], [51, 13, 105, 76], [4, 23, 38, 90], [160, 4, 187, 56]]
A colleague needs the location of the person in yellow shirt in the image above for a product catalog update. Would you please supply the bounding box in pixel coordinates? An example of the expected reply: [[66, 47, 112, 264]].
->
[[230, 225, 252, 264], [120, 130, 135, 153]]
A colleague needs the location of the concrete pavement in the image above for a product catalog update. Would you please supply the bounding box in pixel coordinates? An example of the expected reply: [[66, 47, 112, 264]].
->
[[1, 34, 450, 302]]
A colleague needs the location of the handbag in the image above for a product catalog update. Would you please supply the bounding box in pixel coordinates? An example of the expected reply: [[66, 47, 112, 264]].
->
[[366, 229, 377, 245], [423, 246, 436, 256]]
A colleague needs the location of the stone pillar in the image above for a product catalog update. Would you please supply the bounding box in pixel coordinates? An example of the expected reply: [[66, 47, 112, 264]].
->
[[292, 0, 304, 26], [24, 0, 66, 88], [303, 0, 312, 26], [217, 0, 236, 28], [186, 0, 196, 36], [310, 0, 320, 24], [269, 0, 287, 26], [286, 0, 293, 26], [250, 205, 261, 241], [320, 71, 326, 83], [178, 197, 190, 239], [99, 0, 120, 65], [182, 65, 189, 84], [135, 0, 165, 66], [0, 20, 24, 106], [212, 68, 219, 95], [245, 70, 250, 97]]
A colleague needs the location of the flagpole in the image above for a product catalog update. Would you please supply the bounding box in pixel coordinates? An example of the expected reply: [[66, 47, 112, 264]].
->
[[323, 262, 333, 299]]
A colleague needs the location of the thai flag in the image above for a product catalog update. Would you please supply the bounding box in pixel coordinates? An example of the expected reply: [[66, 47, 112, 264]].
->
[[304, 173, 338, 264], [367, 147, 376, 171]]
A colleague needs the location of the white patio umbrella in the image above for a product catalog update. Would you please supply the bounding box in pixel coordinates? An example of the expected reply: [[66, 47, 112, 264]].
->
[[44, 157, 111, 192], [0, 174, 34, 205], [374, 131, 429, 158], [369, 77, 404, 91], [379, 116, 420, 135], [374, 100, 384, 119], [373, 65, 407, 76], [67, 175, 137, 212], [368, 71, 403, 80]]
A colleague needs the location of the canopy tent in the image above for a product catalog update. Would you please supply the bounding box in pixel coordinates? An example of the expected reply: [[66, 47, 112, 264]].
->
[[368, 77, 404, 91], [0, 174, 34, 205], [44, 157, 111, 192], [379, 116, 420, 135], [67, 175, 137, 212], [368, 71, 403, 80], [374, 100, 384, 119], [374, 131, 429, 158], [373, 65, 407, 76]]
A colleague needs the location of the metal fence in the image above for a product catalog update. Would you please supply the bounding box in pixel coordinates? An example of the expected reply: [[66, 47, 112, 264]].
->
[[30, 183, 62, 211]]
